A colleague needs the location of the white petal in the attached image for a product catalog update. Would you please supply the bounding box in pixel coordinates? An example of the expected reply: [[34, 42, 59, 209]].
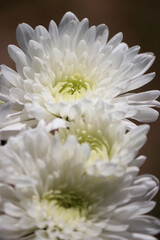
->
[[16, 23, 34, 53], [127, 90, 160, 102], [8, 45, 28, 77], [125, 72, 155, 92], [4, 202, 24, 217], [59, 11, 79, 33], [129, 215, 160, 235], [49, 20, 59, 47], [132, 107, 159, 122], [28, 40, 45, 59], [96, 24, 109, 47], [107, 32, 123, 47], [133, 53, 155, 77]]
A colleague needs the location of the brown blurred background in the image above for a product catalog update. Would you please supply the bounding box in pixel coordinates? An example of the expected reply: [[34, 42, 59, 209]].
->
[[0, 0, 160, 235]]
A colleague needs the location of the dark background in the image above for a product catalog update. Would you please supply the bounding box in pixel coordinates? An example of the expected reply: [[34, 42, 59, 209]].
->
[[0, 0, 159, 237]]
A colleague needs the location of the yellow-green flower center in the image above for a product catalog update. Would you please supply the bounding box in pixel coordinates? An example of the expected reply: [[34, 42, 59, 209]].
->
[[58, 126, 112, 164], [78, 131, 106, 152], [77, 129, 110, 162], [52, 73, 91, 102], [43, 190, 88, 212], [33, 190, 89, 228]]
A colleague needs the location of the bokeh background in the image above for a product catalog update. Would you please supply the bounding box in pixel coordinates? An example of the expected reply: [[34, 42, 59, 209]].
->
[[0, 0, 160, 237]]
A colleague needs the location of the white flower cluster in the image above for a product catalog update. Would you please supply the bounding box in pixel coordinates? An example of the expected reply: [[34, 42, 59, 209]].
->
[[0, 12, 159, 240]]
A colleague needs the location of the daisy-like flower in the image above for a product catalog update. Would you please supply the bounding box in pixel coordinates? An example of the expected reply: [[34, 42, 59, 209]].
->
[[0, 125, 159, 240], [0, 12, 159, 135], [56, 102, 150, 175]]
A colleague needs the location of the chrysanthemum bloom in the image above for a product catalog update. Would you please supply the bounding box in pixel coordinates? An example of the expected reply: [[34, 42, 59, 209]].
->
[[56, 104, 150, 175], [0, 126, 159, 240], [0, 12, 159, 135]]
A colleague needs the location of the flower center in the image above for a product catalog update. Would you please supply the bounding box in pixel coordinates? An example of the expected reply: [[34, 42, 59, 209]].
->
[[43, 190, 88, 212], [77, 130, 110, 162], [33, 190, 89, 227], [78, 132, 105, 152], [58, 126, 111, 164], [52, 73, 91, 102]]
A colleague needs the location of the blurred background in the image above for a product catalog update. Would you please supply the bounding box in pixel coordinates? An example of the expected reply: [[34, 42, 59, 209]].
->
[[0, 0, 159, 236]]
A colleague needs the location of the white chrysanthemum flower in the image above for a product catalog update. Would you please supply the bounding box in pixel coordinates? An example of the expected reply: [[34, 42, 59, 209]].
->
[[0, 126, 159, 240], [0, 12, 159, 133], [56, 102, 149, 175]]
